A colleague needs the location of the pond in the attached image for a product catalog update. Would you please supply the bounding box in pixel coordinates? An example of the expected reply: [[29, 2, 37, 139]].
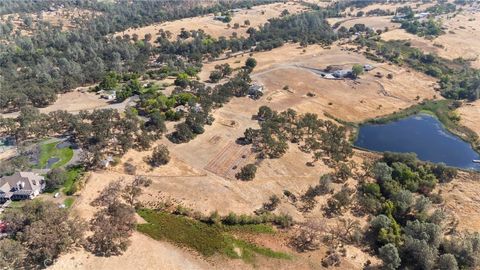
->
[[46, 157, 60, 169], [354, 113, 480, 170]]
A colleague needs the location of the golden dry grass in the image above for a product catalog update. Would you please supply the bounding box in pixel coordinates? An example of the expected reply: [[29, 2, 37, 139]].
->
[[456, 100, 480, 137], [0, 7, 99, 36], [114, 2, 308, 40], [382, 11, 480, 68]]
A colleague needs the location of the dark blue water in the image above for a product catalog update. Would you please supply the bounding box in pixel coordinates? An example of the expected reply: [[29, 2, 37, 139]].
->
[[46, 157, 60, 169], [355, 114, 480, 170]]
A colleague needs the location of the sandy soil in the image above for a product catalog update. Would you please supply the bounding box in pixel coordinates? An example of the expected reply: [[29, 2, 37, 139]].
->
[[115, 2, 308, 40]]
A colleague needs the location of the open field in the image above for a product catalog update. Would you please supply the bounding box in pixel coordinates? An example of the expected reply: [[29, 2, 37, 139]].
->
[[0, 7, 99, 36], [48, 40, 446, 269], [0, 0, 480, 270], [438, 171, 480, 232], [456, 100, 480, 137], [202, 43, 438, 122], [382, 11, 480, 68], [0, 86, 141, 118], [115, 2, 308, 40], [50, 232, 211, 270], [328, 15, 399, 30], [350, 1, 437, 15]]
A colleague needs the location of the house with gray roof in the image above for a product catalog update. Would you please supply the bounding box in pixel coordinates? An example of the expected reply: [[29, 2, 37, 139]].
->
[[0, 172, 45, 203]]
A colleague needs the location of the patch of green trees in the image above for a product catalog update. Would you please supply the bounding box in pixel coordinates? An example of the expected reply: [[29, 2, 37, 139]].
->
[[242, 107, 352, 163], [356, 152, 480, 270]]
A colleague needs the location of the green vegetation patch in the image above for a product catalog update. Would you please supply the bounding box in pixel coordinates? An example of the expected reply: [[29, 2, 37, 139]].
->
[[63, 166, 84, 195], [137, 209, 291, 262], [63, 197, 75, 208], [36, 141, 73, 169]]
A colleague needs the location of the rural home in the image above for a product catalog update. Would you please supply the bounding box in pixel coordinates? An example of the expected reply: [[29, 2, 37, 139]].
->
[[249, 84, 264, 95], [214, 15, 227, 21], [100, 90, 116, 101], [0, 172, 45, 203], [332, 69, 352, 78], [364, 64, 374, 71]]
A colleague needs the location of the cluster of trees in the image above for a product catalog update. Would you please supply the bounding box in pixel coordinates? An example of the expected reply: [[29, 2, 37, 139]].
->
[[425, 2, 457, 15], [0, 201, 85, 268], [168, 60, 254, 144], [0, 175, 154, 267], [396, 2, 456, 38], [209, 63, 233, 83], [401, 19, 443, 37], [87, 177, 151, 256], [0, 0, 280, 111], [137, 87, 197, 121], [0, 106, 163, 168], [147, 145, 170, 167], [154, 7, 345, 67], [366, 8, 394, 16], [248, 10, 337, 50], [235, 164, 257, 180], [358, 39, 480, 100], [242, 107, 352, 163], [354, 152, 480, 270], [0, 22, 152, 111]]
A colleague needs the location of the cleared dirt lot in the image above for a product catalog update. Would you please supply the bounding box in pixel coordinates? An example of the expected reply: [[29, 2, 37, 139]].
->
[[115, 2, 308, 40]]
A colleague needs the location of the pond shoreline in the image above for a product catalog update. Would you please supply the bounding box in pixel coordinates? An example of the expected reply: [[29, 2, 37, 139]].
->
[[359, 99, 480, 152], [354, 112, 480, 171]]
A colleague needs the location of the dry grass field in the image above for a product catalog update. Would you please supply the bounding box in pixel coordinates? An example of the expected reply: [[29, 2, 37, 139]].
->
[[24, 1, 480, 269], [0, 87, 109, 118], [47, 38, 448, 269], [115, 2, 308, 40], [351, 1, 437, 15], [202, 43, 438, 122], [328, 15, 400, 30], [437, 171, 480, 232], [382, 11, 480, 68], [456, 100, 480, 136], [0, 8, 99, 36]]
